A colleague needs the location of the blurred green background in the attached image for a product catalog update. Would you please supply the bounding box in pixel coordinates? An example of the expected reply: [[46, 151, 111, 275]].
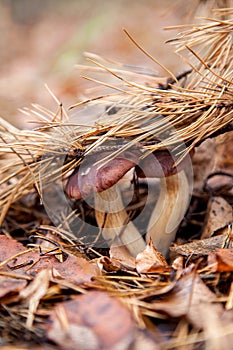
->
[[0, 0, 195, 127]]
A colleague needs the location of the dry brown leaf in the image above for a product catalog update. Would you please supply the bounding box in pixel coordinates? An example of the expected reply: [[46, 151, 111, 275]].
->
[[150, 269, 223, 329], [171, 256, 184, 270], [201, 303, 233, 350], [204, 133, 233, 197], [0, 234, 99, 300], [0, 275, 27, 299], [13, 251, 99, 286], [0, 235, 30, 297], [214, 133, 233, 174], [135, 238, 169, 274], [170, 232, 229, 259], [98, 256, 127, 273], [110, 245, 136, 270], [171, 256, 184, 279], [47, 291, 136, 350], [192, 139, 215, 195], [51, 255, 100, 286], [201, 196, 233, 239], [0, 235, 27, 262], [208, 248, 233, 272]]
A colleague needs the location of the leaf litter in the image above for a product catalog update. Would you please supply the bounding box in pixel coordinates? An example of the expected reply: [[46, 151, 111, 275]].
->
[[0, 2, 233, 350]]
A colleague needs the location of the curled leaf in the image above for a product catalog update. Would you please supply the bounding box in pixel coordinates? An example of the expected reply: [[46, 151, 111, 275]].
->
[[208, 248, 233, 272], [135, 238, 170, 274], [201, 196, 233, 239]]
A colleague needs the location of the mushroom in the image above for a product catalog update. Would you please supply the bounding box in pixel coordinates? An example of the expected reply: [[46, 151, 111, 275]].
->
[[137, 150, 192, 256], [65, 146, 192, 257], [65, 146, 146, 256]]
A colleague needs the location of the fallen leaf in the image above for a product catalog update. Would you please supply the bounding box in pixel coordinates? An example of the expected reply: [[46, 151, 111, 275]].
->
[[0, 235, 26, 262], [110, 245, 136, 271], [192, 139, 215, 196], [135, 238, 169, 274], [201, 196, 233, 239], [51, 255, 99, 286], [171, 256, 184, 279], [208, 248, 233, 272], [0, 235, 99, 301], [169, 232, 229, 259], [150, 269, 223, 329], [205, 172, 233, 197], [214, 133, 233, 173], [47, 291, 135, 350], [203, 133, 233, 197], [98, 256, 125, 273], [0, 275, 27, 298], [9, 250, 99, 286], [201, 303, 233, 350], [0, 235, 30, 298]]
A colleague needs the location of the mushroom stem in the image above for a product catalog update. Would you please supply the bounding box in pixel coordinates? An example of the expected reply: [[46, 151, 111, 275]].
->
[[146, 170, 190, 256], [95, 183, 146, 256]]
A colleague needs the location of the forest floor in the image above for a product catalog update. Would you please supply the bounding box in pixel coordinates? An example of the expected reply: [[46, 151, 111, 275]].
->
[[0, 1, 233, 349]]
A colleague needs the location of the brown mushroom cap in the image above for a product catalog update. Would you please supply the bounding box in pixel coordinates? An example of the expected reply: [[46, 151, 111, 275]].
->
[[65, 147, 193, 200], [65, 156, 136, 200], [135, 149, 193, 178]]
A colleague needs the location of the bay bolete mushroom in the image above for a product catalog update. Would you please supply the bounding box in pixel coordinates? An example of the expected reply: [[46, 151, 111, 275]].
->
[[65, 144, 192, 257]]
